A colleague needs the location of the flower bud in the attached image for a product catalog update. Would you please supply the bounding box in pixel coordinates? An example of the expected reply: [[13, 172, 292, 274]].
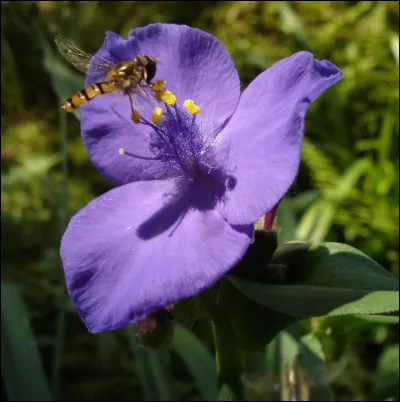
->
[[136, 308, 175, 350]]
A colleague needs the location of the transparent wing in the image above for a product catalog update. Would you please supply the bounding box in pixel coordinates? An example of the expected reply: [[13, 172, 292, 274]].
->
[[55, 35, 115, 76]]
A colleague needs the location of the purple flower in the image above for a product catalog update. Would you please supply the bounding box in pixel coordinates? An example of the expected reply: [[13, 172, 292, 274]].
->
[[60, 23, 342, 333]]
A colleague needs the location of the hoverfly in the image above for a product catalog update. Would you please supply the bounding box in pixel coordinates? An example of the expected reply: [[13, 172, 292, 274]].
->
[[54, 36, 160, 115]]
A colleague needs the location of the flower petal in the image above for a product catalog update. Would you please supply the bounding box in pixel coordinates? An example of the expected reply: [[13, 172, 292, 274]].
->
[[60, 180, 253, 333], [85, 31, 140, 84], [214, 51, 342, 224], [129, 23, 240, 130], [80, 25, 241, 185], [81, 31, 166, 185], [81, 99, 168, 185]]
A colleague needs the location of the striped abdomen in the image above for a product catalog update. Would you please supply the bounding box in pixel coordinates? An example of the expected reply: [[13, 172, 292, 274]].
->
[[61, 81, 118, 111]]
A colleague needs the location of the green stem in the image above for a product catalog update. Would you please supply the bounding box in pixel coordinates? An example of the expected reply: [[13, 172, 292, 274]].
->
[[213, 322, 244, 401]]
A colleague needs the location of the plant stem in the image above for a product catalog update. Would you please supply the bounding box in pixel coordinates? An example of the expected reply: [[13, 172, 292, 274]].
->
[[213, 322, 244, 401]]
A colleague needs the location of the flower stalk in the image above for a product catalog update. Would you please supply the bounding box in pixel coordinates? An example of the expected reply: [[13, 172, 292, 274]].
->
[[213, 322, 244, 401]]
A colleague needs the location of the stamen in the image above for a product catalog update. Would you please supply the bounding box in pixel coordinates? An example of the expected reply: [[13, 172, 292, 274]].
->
[[152, 79, 166, 92], [151, 78, 176, 106], [183, 99, 200, 115], [140, 116, 170, 142], [152, 107, 163, 125], [159, 90, 176, 105], [117, 147, 162, 160], [164, 103, 174, 118], [131, 109, 141, 124], [172, 103, 181, 124]]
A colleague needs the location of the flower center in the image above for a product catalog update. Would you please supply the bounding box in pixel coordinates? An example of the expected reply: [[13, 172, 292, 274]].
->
[[118, 82, 236, 205], [148, 103, 207, 178]]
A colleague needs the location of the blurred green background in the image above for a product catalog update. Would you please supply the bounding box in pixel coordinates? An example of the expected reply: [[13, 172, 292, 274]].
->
[[1, 1, 398, 401]]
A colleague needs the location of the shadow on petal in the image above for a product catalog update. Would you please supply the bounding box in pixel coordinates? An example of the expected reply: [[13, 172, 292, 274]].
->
[[136, 189, 189, 240], [137, 170, 237, 240]]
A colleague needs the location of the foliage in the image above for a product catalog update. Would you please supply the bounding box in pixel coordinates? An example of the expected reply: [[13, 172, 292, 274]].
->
[[1, 1, 398, 401]]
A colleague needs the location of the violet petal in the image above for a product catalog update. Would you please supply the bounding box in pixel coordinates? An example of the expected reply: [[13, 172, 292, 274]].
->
[[60, 179, 253, 333], [215, 51, 342, 225], [80, 24, 241, 185], [81, 32, 166, 185], [129, 23, 241, 129]]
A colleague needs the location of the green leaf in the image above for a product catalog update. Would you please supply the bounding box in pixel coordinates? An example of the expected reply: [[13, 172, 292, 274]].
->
[[213, 322, 245, 401], [261, 329, 335, 401], [1, 282, 53, 401], [278, 2, 312, 52], [148, 349, 175, 401], [291, 190, 320, 213], [301, 242, 398, 291], [2, 155, 60, 187], [229, 280, 398, 318], [229, 242, 399, 318], [293, 332, 335, 402], [355, 315, 399, 324], [327, 291, 399, 316], [370, 344, 399, 400], [263, 334, 283, 401], [275, 197, 298, 244], [297, 159, 371, 243], [390, 34, 399, 66], [200, 280, 297, 351], [126, 327, 175, 401], [172, 324, 218, 401]]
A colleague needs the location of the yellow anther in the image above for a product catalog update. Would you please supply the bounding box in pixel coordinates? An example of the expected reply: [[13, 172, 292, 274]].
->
[[152, 79, 166, 92], [183, 99, 200, 115], [159, 90, 176, 105], [119, 148, 125, 155], [152, 107, 163, 125], [131, 109, 141, 124]]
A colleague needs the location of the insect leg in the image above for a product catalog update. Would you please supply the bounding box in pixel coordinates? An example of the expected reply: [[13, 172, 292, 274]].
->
[[127, 92, 142, 124], [132, 85, 158, 110], [127, 92, 135, 113], [110, 93, 129, 122]]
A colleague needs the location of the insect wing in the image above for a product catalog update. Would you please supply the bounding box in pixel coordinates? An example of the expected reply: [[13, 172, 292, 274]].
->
[[55, 35, 115, 77]]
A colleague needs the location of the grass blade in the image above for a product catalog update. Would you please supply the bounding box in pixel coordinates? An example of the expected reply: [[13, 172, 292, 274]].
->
[[127, 327, 175, 401], [1, 282, 53, 401], [172, 324, 218, 401], [275, 197, 297, 244], [148, 348, 175, 401]]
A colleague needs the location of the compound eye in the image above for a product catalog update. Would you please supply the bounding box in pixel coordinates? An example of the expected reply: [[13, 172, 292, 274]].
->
[[145, 61, 157, 83]]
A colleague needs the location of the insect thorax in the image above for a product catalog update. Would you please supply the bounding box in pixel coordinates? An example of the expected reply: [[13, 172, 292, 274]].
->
[[106, 61, 140, 81], [105, 56, 157, 87]]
